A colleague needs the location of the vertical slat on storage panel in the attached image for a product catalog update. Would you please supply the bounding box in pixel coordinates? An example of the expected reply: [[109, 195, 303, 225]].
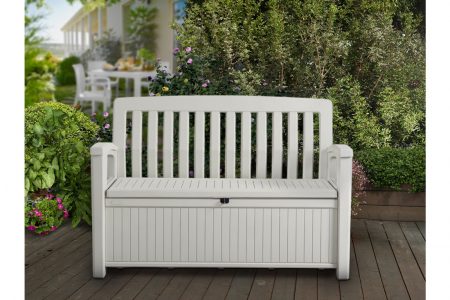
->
[[263, 208, 271, 262], [132, 111, 142, 177], [138, 208, 147, 261], [320, 209, 330, 263], [221, 208, 230, 262], [147, 208, 156, 261], [195, 112, 205, 178], [155, 208, 164, 261], [319, 103, 333, 178], [304, 209, 313, 262], [330, 209, 337, 263], [287, 209, 297, 263], [238, 209, 247, 262], [246, 208, 255, 262], [113, 208, 122, 261], [188, 208, 197, 261], [163, 208, 172, 261], [172, 208, 181, 261], [279, 209, 288, 263], [256, 112, 267, 178], [163, 111, 174, 177], [287, 112, 298, 179], [131, 208, 139, 261], [229, 208, 239, 262], [296, 209, 305, 262], [254, 209, 263, 262], [209, 112, 221, 178], [197, 208, 206, 262], [241, 112, 251, 178], [272, 112, 283, 178], [178, 112, 189, 178], [180, 208, 189, 261], [302, 112, 314, 179], [225, 112, 236, 178], [313, 210, 321, 262], [147, 111, 158, 177], [271, 208, 280, 262], [106, 208, 114, 261], [205, 208, 214, 262], [213, 208, 222, 262]]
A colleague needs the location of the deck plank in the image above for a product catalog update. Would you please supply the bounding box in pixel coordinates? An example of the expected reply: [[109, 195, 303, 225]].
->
[[271, 269, 297, 300], [202, 269, 236, 300], [157, 268, 198, 300], [179, 269, 216, 300], [317, 269, 340, 300], [352, 219, 387, 300], [134, 269, 176, 300], [91, 268, 139, 299], [401, 222, 426, 278], [68, 270, 115, 300], [248, 269, 276, 300], [416, 222, 425, 239], [294, 269, 318, 300], [339, 241, 363, 300], [111, 269, 158, 299], [384, 221, 425, 300], [225, 269, 256, 300], [366, 220, 410, 300]]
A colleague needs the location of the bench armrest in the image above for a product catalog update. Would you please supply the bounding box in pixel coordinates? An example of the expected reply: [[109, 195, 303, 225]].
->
[[326, 144, 353, 188], [91, 142, 118, 190]]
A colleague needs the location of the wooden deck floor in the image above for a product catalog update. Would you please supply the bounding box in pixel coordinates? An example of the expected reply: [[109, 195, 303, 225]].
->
[[25, 219, 425, 300]]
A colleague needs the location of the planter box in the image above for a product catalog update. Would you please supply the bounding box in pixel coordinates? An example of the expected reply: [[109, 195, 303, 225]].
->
[[353, 190, 425, 221]]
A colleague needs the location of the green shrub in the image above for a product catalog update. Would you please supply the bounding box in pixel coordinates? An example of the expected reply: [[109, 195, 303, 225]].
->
[[80, 30, 122, 67], [55, 55, 80, 86], [356, 147, 425, 192], [25, 102, 99, 226]]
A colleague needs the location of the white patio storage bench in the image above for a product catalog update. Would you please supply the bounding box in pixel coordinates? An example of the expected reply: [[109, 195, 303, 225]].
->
[[90, 96, 353, 280]]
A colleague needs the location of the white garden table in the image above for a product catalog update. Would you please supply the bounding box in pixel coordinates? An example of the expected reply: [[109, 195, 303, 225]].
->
[[90, 69, 157, 97]]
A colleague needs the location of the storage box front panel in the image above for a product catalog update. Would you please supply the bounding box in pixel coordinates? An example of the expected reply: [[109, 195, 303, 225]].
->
[[105, 207, 337, 265]]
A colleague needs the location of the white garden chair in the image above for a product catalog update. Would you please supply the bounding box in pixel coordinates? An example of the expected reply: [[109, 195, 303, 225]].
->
[[87, 60, 119, 98], [73, 64, 112, 114]]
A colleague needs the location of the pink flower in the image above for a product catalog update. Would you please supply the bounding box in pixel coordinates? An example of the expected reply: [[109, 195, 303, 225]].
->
[[185, 47, 192, 53], [57, 204, 64, 210], [50, 226, 57, 231], [202, 82, 208, 88], [91, 112, 96, 117], [104, 123, 110, 129], [27, 225, 36, 231], [187, 58, 193, 64], [63, 210, 69, 219], [173, 47, 180, 54], [103, 111, 109, 117], [34, 210, 42, 217], [56, 198, 62, 204], [46, 193, 54, 199]]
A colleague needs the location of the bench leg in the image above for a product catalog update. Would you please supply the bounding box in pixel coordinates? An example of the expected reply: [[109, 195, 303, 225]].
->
[[92, 156, 106, 278]]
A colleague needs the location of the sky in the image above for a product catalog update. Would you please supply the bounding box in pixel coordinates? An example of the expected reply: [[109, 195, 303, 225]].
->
[[28, 0, 82, 44]]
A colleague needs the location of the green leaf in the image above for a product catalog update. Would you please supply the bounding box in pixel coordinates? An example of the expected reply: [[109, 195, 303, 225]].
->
[[51, 156, 59, 170], [33, 123, 44, 135]]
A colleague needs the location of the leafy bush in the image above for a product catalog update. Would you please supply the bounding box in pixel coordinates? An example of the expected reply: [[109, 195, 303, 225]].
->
[[25, 102, 98, 226], [55, 55, 80, 86], [352, 160, 369, 216], [176, 0, 425, 150], [80, 30, 122, 66], [126, 4, 158, 54], [356, 147, 425, 192], [25, 193, 69, 235]]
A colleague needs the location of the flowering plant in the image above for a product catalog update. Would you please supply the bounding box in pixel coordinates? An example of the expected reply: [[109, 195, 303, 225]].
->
[[25, 192, 69, 235], [91, 111, 113, 142], [352, 160, 369, 215]]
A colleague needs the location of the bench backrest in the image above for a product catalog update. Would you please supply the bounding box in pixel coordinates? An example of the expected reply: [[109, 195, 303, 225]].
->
[[112, 96, 333, 179]]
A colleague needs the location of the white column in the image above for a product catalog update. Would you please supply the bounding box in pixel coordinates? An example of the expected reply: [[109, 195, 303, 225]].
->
[[88, 12, 93, 48], [75, 23, 79, 53], [64, 32, 68, 56], [81, 17, 85, 52], [97, 7, 103, 38]]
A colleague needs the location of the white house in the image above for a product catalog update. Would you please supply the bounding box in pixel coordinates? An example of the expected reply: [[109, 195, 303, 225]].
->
[[61, 0, 185, 72]]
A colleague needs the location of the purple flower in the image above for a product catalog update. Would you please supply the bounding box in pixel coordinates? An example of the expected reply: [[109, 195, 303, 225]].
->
[[27, 225, 36, 231], [185, 47, 192, 53], [63, 210, 69, 219], [57, 204, 64, 210], [91, 112, 96, 117], [187, 58, 193, 64], [202, 82, 208, 88], [34, 210, 42, 217], [149, 93, 155, 97], [103, 111, 109, 117], [104, 123, 110, 129], [56, 198, 62, 204], [173, 47, 180, 54], [50, 226, 57, 231], [46, 193, 54, 199]]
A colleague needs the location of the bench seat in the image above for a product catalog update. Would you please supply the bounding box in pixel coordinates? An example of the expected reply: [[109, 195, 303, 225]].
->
[[106, 178, 337, 198]]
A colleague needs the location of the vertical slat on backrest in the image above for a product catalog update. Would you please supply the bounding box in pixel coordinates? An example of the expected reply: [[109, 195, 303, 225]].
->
[[319, 105, 333, 178], [209, 112, 221, 178], [241, 112, 251, 178], [163, 111, 174, 177], [147, 111, 158, 177], [131, 111, 142, 177], [114, 108, 127, 177], [178, 112, 189, 178], [256, 112, 267, 178], [271, 112, 283, 178], [287, 112, 298, 179], [225, 112, 236, 178], [302, 112, 314, 179], [195, 112, 205, 178]]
